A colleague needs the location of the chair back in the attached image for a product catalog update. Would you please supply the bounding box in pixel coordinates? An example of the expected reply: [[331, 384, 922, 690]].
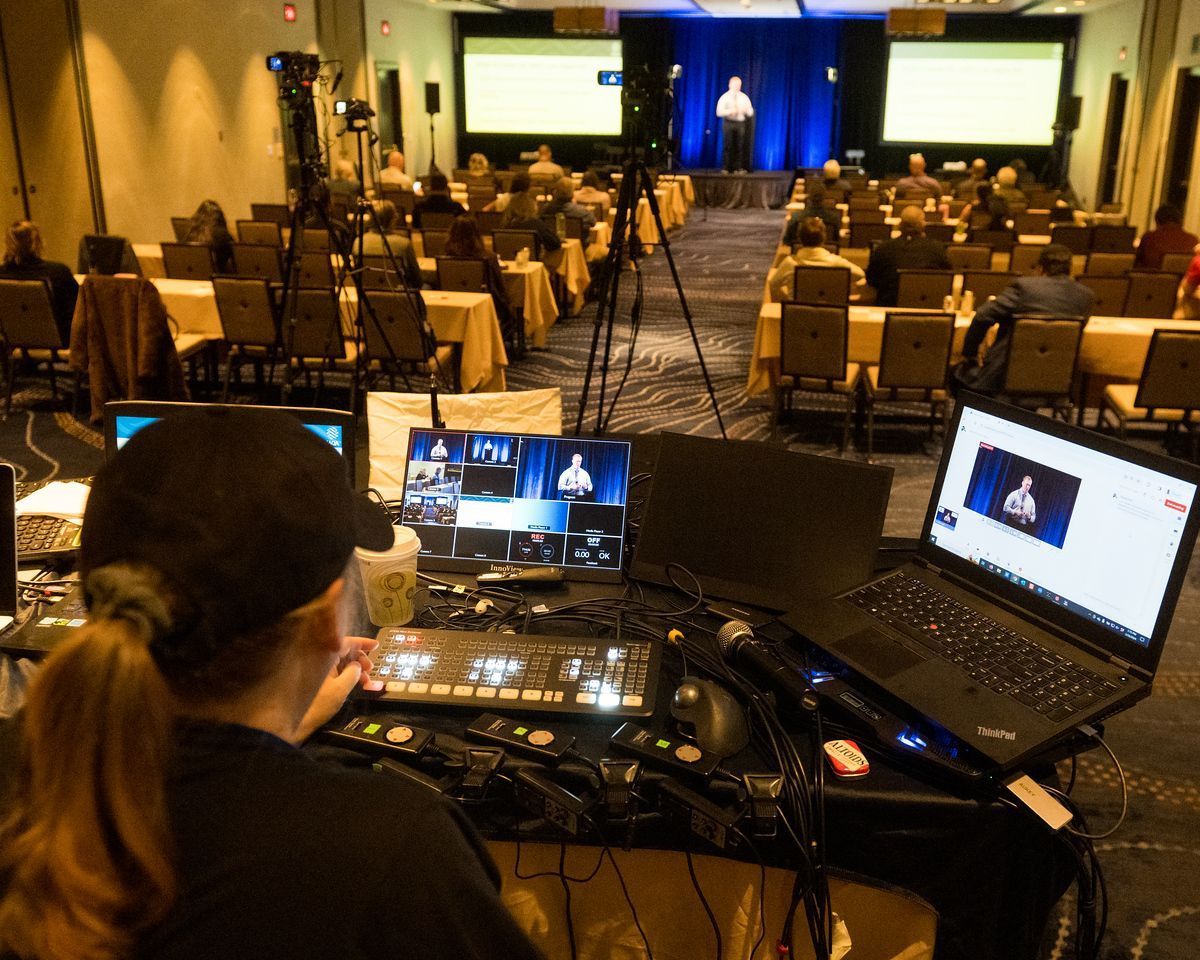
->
[[1160, 252, 1194, 276], [301, 229, 331, 253], [876, 312, 955, 392], [475, 211, 505, 236], [422, 229, 450, 258], [849, 196, 881, 211], [467, 186, 498, 211], [171, 217, 191, 242], [849, 222, 890, 248], [420, 211, 456, 231], [283, 288, 344, 359], [1123, 272, 1180, 319], [969, 228, 1016, 252], [1009, 244, 1044, 275], [0, 279, 62, 349], [1012, 211, 1051, 235], [1049, 224, 1091, 254], [848, 208, 885, 224], [791, 266, 851, 306], [945, 244, 992, 272], [161, 242, 214, 281], [1002, 316, 1084, 396], [779, 304, 848, 383], [1027, 190, 1059, 209], [1135, 330, 1200, 412], [1085, 252, 1134, 276], [896, 270, 954, 309], [212, 277, 279, 348], [361, 254, 413, 291], [924, 223, 955, 243], [1090, 224, 1137, 253], [493, 229, 540, 261], [235, 220, 283, 246], [361, 291, 432, 366], [1078, 275, 1130, 317], [294, 252, 334, 288], [250, 203, 290, 228], [231, 244, 283, 282], [961, 271, 1018, 305], [436, 257, 488, 293]]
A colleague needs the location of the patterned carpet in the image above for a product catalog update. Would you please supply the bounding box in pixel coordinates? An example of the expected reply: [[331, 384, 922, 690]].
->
[[1, 208, 1198, 956]]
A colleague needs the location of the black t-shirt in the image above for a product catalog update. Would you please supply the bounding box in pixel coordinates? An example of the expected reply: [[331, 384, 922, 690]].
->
[[0, 718, 543, 960]]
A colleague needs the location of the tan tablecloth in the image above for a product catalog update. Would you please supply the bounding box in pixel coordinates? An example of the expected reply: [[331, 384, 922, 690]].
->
[[748, 304, 1200, 396], [547, 238, 590, 315], [418, 257, 558, 347]]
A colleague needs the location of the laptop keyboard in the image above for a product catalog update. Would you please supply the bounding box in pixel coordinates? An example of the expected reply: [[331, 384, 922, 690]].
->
[[847, 573, 1119, 724]]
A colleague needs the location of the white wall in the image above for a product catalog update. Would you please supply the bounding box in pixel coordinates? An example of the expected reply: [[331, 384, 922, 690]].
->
[[1069, 0, 1143, 211], [77, 0, 319, 242], [363, 0, 459, 178]]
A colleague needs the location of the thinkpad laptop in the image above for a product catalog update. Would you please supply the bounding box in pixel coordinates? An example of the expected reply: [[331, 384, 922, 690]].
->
[[786, 393, 1200, 773]]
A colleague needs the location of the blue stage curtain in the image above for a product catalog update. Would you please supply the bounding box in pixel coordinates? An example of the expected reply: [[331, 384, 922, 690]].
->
[[963, 446, 1082, 550], [671, 19, 841, 171]]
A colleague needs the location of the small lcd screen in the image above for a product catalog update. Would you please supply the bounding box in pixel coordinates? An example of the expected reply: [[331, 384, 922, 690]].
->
[[401, 429, 632, 582], [114, 416, 344, 456]]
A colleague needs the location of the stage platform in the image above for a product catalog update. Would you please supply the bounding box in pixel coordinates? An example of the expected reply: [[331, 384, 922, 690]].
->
[[686, 170, 794, 210]]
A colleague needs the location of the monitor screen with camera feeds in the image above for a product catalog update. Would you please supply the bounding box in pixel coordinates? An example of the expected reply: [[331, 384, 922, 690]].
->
[[401, 429, 632, 582]]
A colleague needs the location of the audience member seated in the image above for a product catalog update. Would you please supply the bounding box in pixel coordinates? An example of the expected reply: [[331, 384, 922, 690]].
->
[[960, 183, 1009, 232], [820, 159, 852, 199], [542, 178, 596, 231], [992, 166, 1027, 209], [783, 183, 840, 247], [768, 218, 865, 302], [893, 153, 942, 202], [864, 206, 952, 307], [500, 191, 561, 254], [466, 153, 491, 179], [444, 215, 518, 336], [379, 150, 413, 190], [528, 144, 564, 180], [573, 171, 612, 218], [1180, 252, 1200, 319], [485, 173, 530, 213], [1135, 205, 1199, 270], [1010, 158, 1037, 188], [0, 220, 78, 344], [363, 201, 422, 288], [952, 244, 1093, 396], [412, 173, 466, 229], [326, 159, 361, 202], [182, 199, 235, 274], [955, 158, 990, 201]]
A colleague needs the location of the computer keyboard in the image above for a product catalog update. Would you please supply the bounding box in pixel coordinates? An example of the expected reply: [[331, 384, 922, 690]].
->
[[358, 627, 659, 717], [16, 515, 82, 558], [847, 573, 1117, 724]]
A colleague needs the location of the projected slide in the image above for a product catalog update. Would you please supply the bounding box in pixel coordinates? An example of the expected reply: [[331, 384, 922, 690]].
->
[[882, 42, 1064, 146], [463, 37, 622, 135]]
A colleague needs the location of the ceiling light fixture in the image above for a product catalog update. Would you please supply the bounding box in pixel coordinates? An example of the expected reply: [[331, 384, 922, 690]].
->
[[1053, 5, 1066, 10]]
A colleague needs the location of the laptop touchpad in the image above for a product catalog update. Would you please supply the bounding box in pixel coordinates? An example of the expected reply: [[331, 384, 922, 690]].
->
[[835, 628, 926, 678]]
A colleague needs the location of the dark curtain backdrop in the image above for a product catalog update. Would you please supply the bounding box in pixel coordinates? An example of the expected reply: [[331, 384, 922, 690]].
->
[[468, 434, 514, 464], [671, 19, 841, 171], [410, 431, 465, 463], [964, 446, 1082, 549], [515, 439, 629, 504]]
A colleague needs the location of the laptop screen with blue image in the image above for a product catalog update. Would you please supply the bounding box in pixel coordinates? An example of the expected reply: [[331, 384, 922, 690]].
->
[[115, 416, 344, 456]]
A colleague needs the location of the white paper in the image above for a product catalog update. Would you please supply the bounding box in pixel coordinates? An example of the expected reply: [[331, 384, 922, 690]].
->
[[15, 481, 90, 522]]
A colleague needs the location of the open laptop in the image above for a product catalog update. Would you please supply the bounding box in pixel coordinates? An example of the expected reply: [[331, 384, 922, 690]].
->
[[786, 393, 1200, 773]]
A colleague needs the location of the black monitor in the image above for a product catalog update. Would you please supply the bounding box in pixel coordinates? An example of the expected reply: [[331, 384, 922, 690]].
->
[[78, 234, 141, 276]]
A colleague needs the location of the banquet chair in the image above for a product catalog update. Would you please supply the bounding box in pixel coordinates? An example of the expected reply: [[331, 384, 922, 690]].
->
[[1098, 329, 1200, 460], [849, 222, 890, 248], [366, 387, 563, 498], [1160, 253, 1194, 275], [998, 315, 1084, 420], [864, 311, 955, 459], [467, 186, 498, 211], [474, 211, 505, 236], [541, 215, 585, 241], [969, 228, 1016, 252], [1085, 252, 1135, 276], [792, 266, 852, 306], [493, 230, 541, 261], [1123, 272, 1179, 319], [924, 223, 955, 244], [361, 254, 415, 291], [435, 257, 487, 294], [250, 203, 290, 228], [1090, 224, 1137, 253], [1049, 224, 1091, 254], [896, 271, 954, 310], [231, 244, 283, 283], [1012, 211, 1051, 236], [421, 230, 451, 258], [360, 290, 457, 400], [945, 244, 992, 272], [774, 303, 858, 450], [1028, 190, 1060, 209], [161, 243, 214, 281], [961, 271, 1019, 306], [1078, 275, 1130, 317], [212, 277, 281, 401], [301, 229, 331, 254], [296, 251, 335, 288], [848, 208, 886, 225], [0, 279, 74, 416], [235, 220, 283, 246], [1009, 244, 1045, 275], [379, 186, 417, 217], [171, 217, 191, 242], [419, 212, 456, 231], [281, 287, 346, 407], [848, 196, 882, 211]]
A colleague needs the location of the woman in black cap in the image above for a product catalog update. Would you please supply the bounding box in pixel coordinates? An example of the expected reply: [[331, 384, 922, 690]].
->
[[0, 407, 542, 960]]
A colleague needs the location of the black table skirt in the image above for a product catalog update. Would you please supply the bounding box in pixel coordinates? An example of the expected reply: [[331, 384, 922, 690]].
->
[[687, 170, 794, 210]]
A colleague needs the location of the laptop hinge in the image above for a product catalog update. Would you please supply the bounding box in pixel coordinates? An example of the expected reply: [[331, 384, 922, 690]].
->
[[1108, 655, 1132, 672]]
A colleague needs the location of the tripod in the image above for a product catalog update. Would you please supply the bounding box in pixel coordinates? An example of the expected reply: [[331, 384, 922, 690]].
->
[[574, 152, 726, 438]]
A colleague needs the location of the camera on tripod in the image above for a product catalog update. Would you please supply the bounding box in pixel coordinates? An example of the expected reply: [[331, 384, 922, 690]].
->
[[597, 64, 679, 164], [266, 51, 321, 104]]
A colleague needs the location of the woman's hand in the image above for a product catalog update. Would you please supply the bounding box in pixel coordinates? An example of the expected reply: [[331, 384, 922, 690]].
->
[[294, 636, 379, 744]]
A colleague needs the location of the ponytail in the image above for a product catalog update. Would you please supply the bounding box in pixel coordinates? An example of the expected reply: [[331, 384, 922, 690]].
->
[[0, 566, 176, 960]]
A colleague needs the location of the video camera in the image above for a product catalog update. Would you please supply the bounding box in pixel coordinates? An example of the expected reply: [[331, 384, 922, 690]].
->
[[266, 51, 321, 105]]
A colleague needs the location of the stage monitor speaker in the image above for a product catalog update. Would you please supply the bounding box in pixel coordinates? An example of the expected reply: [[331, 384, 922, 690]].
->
[[886, 8, 946, 35], [1061, 96, 1082, 131], [552, 7, 619, 34], [425, 82, 440, 116]]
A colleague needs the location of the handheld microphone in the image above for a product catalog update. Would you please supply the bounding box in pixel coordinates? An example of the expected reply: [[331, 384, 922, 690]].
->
[[716, 619, 813, 709]]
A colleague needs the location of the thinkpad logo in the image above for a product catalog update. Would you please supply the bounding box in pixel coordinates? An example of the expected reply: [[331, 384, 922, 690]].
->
[[977, 726, 1017, 741]]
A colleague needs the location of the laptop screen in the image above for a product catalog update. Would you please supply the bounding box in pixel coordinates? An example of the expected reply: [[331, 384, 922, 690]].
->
[[113, 415, 344, 456], [401, 428, 632, 582], [927, 402, 1196, 651]]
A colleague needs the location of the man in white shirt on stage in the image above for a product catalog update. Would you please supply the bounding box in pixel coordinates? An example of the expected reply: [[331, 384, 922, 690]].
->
[[557, 453, 593, 500], [430, 438, 449, 461], [1002, 475, 1037, 530], [715, 76, 754, 175]]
